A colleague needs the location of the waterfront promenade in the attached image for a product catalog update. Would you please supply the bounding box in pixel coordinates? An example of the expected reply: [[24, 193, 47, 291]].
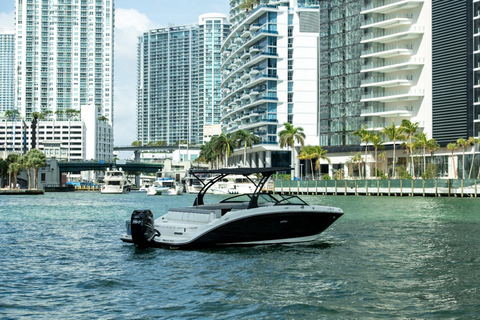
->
[[273, 178, 480, 197]]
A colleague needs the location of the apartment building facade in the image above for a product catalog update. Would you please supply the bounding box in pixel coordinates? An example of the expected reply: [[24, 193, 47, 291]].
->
[[220, 0, 320, 177], [136, 13, 230, 146], [0, 28, 15, 114], [10, 0, 114, 161]]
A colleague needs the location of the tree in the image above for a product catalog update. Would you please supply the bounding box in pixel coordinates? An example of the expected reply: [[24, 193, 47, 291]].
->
[[278, 122, 305, 179], [19, 154, 32, 189], [369, 132, 385, 180], [234, 130, 260, 167], [353, 125, 372, 178], [55, 109, 64, 119], [401, 119, 419, 178], [6, 154, 20, 188], [468, 137, 479, 179], [4, 109, 20, 121], [457, 138, 470, 180], [298, 145, 317, 179], [131, 140, 143, 147], [426, 138, 440, 163], [447, 143, 459, 179], [350, 152, 363, 179], [239, 0, 256, 14], [199, 138, 220, 168], [382, 121, 405, 178], [313, 146, 331, 179], [213, 133, 237, 167], [0, 159, 8, 188], [31, 111, 45, 120], [26, 149, 47, 189], [413, 132, 428, 176], [98, 115, 108, 122], [65, 108, 80, 119]]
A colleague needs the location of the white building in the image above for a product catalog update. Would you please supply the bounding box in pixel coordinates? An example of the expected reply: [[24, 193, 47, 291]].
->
[[1, 104, 113, 161], [221, 0, 320, 178], [0, 28, 15, 114], [13, 0, 114, 160]]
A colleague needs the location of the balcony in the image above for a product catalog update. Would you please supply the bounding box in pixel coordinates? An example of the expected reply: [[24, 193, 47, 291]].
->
[[361, 0, 424, 14], [361, 75, 413, 88], [362, 25, 425, 44], [360, 105, 413, 117], [361, 44, 413, 58], [362, 57, 424, 73], [362, 14, 413, 29], [361, 88, 424, 103]]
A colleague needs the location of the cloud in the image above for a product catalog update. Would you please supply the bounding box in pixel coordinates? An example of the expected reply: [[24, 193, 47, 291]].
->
[[113, 9, 157, 147], [0, 12, 15, 28]]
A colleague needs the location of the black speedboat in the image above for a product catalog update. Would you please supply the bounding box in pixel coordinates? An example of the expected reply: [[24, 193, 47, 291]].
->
[[121, 167, 343, 249]]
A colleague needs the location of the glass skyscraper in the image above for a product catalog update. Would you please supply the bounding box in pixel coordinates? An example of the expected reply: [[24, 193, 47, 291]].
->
[[136, 13, 229, 146], [0, 28, 15, 114]]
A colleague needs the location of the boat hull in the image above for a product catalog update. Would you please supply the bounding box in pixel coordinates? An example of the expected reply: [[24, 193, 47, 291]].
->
[[122, 208, 342, 249]]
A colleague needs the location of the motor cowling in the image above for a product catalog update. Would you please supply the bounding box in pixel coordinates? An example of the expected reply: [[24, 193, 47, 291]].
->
[[131, 209, 158, 249]]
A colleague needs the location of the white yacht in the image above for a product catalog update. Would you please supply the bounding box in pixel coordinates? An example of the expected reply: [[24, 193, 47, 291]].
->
[[147, 177, 183, 196], [100, 168, 131, 194], [206, 175, 257, 195], [121, 167, 344, 249]]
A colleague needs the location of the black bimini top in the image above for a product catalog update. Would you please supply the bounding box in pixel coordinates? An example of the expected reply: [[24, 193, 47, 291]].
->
[[189, 167, 292, 207], [188, 167, 292, 176]]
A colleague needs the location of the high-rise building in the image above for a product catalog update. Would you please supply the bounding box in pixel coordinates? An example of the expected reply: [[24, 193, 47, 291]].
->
[[0, 28, 15, 114], [13, 0, 114, 161], [220, 0, 320, 177], [136, 13, 229, 146]]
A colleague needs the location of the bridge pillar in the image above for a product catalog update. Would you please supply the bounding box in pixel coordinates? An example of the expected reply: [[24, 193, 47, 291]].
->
[[134, 150, 141, 161]]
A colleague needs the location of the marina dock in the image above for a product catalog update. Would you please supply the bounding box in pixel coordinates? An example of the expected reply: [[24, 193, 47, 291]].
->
[[273, 179, 480, 198]]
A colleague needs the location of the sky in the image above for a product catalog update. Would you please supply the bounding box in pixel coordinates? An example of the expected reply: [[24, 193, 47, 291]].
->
[[0, 0, 230, 147]]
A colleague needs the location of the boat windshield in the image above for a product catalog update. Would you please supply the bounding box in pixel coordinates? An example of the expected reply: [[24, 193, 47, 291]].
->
[[219, 193, 308, 206]]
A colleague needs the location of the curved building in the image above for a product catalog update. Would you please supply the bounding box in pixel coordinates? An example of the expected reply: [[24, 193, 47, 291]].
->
[[221, 0, 320, 177]]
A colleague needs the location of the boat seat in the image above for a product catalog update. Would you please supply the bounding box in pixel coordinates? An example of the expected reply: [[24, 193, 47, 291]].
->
[[167, 207, 221, 223]]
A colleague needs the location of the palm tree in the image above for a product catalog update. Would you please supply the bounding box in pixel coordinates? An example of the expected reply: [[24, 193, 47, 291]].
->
[[426, 138, 440, 163], [353, 125, 372, 178], [213, 133, 237, 167], [468, 137, 479, 179], [457, 138, 470, 180], [447, 142, 459, 179], [239, 0, 256, 13], [6, 154, 20, 188], [234, 130, 260, 167], [350, 152, 363, 179], [26, 148, 47, 189], [401, 119, 419, 178], [199, 139, 220, 168], [0, 159, 8, 188], [19, 154, 32, 189], [382, 121, 405, 178], [4, 109, 20, 121], [313, 146, 331, 179], [413, 132, 428, 175], [278, 122, 305, 179], [369, 132, 385, 179], [298, 145, 317, 179]]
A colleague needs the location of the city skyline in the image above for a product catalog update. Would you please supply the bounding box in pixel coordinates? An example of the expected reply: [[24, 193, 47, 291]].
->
[[0, 0, 229, 146]]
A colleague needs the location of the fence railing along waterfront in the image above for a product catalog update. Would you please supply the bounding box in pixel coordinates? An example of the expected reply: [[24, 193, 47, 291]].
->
[[272, 179, 480, 197]]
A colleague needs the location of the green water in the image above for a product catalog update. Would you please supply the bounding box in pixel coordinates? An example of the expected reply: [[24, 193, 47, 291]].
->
[[0, 193, 479, 319]]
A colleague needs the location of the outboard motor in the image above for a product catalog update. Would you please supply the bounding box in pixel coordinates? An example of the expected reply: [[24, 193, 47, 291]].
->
[[131, 209, 159, 249]]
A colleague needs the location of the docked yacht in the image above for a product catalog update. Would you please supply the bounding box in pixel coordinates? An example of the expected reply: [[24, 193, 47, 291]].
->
[[121, 167, 343, 249], [206, 175, 257, 194], [147, 177, 182, 196], [101, 168, 131, 194]]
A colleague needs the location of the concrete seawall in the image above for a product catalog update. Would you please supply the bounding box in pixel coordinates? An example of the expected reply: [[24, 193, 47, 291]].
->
[[0, 189, 45, 195]]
